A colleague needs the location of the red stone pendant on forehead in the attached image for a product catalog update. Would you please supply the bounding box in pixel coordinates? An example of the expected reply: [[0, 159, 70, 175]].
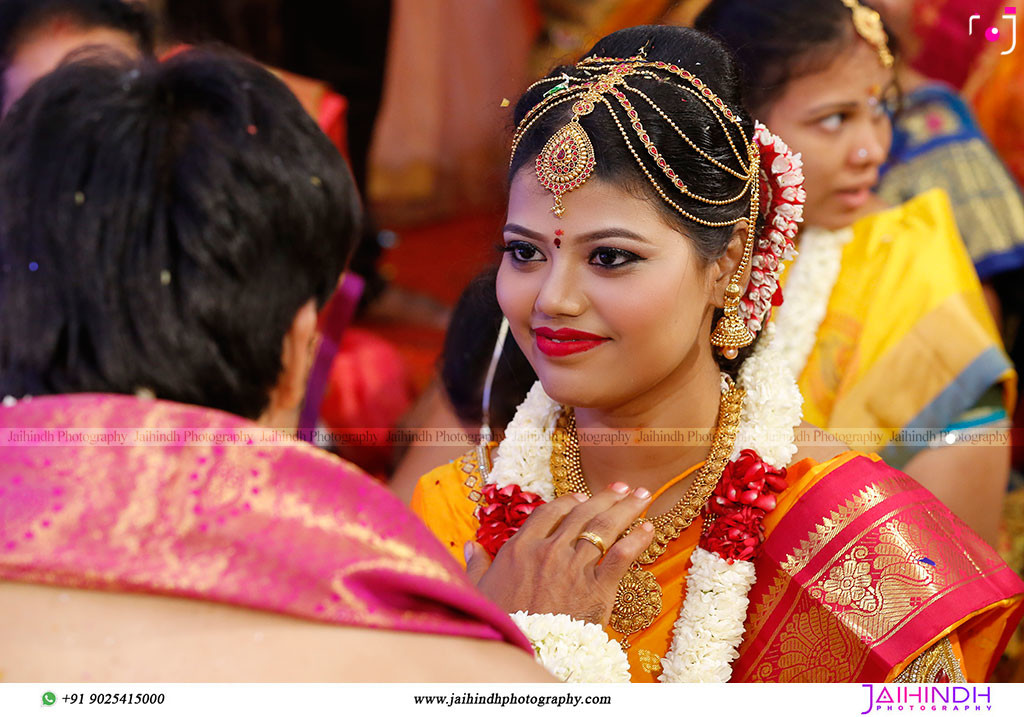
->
[[535, 120, 595, 217]]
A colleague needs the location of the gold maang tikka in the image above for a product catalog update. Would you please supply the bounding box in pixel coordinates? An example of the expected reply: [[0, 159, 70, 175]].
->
[[511, 55, 761, 354]]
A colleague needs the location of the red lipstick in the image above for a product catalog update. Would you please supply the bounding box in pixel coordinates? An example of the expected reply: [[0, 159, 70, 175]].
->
[[533, 327, 610, 357]]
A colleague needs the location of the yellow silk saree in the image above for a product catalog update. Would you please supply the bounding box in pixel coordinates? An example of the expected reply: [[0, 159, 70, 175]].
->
[[788, 190, 1015, 468]]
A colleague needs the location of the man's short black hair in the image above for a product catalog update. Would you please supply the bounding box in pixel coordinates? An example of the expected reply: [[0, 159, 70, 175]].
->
[[0, 49, 362, 419]]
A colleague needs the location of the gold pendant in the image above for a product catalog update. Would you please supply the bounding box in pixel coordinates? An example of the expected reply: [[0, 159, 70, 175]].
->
[[610, 567, 662, 636], [535, 119, 595, 217]]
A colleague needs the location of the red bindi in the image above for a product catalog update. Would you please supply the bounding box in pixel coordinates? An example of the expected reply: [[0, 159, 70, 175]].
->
[[554, 228, 563, 248]]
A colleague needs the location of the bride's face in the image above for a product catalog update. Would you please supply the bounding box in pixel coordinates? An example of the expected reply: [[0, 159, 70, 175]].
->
[[497, 173, 721, 410]]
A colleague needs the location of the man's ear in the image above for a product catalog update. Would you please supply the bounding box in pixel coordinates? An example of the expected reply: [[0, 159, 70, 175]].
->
[[711, 220, 751, 308], [259, 299, 319, 430]]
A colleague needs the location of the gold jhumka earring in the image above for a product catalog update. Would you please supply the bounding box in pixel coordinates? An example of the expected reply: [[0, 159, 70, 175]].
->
[[511, 54, 761, 357]]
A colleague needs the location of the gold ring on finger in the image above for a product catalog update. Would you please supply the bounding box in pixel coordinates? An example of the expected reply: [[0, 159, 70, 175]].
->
[[576, 531, 608, 556]]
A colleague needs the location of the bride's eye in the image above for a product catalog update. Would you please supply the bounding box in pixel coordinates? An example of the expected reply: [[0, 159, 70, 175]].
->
[[590, 247, 642, 268], [501, 240, 545, 263]]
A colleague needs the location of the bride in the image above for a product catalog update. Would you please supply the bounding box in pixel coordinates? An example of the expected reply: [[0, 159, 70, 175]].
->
[[411, 25, 1024, 682]]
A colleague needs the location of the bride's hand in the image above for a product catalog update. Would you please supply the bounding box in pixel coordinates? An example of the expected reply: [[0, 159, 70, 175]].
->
[[464, 482, 654, 626]]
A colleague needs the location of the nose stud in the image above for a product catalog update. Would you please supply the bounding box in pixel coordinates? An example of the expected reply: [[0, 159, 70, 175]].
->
[[856, 148, 868, 160]]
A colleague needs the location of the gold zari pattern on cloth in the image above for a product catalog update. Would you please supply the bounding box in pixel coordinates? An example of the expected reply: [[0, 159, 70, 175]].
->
[[737, 473, 1005, 682], [0, 397, 483, 636], [894, 638, 966, 683]]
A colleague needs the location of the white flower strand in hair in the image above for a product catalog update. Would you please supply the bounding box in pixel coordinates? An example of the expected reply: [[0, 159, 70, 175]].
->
[[739, 123, 803, 335]]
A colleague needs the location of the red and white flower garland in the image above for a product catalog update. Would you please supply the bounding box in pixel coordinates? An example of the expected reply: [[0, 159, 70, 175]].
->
[[493, 322, 801, 682]]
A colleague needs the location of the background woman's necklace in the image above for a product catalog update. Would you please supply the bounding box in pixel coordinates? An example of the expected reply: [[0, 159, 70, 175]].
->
[[550, 377, 745, 648]]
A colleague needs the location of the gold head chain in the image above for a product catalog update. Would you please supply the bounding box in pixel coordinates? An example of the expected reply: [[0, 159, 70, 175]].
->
[[841, 0, 895, 67], [509, 53, 761, 355]]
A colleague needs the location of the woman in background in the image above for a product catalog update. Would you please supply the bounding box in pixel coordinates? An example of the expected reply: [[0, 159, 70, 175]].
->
[[871, 0, 1024, 325], [695, 0, 1014, 545]]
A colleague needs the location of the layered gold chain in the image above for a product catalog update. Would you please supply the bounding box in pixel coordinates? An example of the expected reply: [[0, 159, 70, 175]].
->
[[551, 377, 745, 563], [550, 377, 745, 645]]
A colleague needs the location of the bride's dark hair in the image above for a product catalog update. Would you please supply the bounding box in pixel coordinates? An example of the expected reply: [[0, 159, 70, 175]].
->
[[440, 26, 772, 428], [510, 25, 759, 265]]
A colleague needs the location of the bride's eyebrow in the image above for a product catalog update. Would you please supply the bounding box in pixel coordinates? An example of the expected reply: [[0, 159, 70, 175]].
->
[[577, 228, 651, 245], [502, 224, 652, 245], [502, 223, 542, 240]]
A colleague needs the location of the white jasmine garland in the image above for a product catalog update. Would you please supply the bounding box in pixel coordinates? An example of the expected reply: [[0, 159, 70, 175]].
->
[[730, 322, 803, 469], [488, 321, 801, 683], [510, 611, 631, 683], [485, 124, 810, 685], [490, 381, 561, 501], [659, 547, 756, 683]]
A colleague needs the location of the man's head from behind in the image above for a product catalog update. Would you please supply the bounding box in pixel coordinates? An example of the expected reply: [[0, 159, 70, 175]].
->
[[0, 50, 361, 425]]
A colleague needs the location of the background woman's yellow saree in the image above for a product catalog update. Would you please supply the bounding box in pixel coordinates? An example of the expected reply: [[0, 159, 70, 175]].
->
[[791, 190, 1015, 467]]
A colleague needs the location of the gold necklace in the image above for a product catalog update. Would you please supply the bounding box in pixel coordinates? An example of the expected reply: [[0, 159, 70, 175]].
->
[[550, 376, 745, 645]]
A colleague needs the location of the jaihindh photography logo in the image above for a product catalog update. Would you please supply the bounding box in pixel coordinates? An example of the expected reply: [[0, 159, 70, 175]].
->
[[860, 685, 993, 713], [969, 6, 1017, 54]]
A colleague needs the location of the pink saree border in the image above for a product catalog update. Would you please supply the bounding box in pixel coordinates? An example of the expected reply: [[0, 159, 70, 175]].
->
[[733, 455, 1024, 682]]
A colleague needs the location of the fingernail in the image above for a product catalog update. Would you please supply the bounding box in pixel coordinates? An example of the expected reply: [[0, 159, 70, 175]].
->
[[572, 492, 588, 502], [464, 542, 475, 562], [610, 482, 630, 495], [633, 487, 650, 499], [640, 520, 654, 532]]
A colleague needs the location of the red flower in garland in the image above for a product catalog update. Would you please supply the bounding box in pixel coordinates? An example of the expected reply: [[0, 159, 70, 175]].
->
[[703, 449, 788, 562], [476, 483, 545, 558]]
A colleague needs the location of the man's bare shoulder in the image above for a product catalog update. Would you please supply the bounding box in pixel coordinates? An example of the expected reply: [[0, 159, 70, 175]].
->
[[0, 582, 551, 682]]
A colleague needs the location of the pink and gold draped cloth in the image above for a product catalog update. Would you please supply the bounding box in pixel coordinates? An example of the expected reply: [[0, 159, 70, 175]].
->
[[0, 394, 530, 650], [416, 449, 1024, 681], [734, 454, 1024, 682]]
